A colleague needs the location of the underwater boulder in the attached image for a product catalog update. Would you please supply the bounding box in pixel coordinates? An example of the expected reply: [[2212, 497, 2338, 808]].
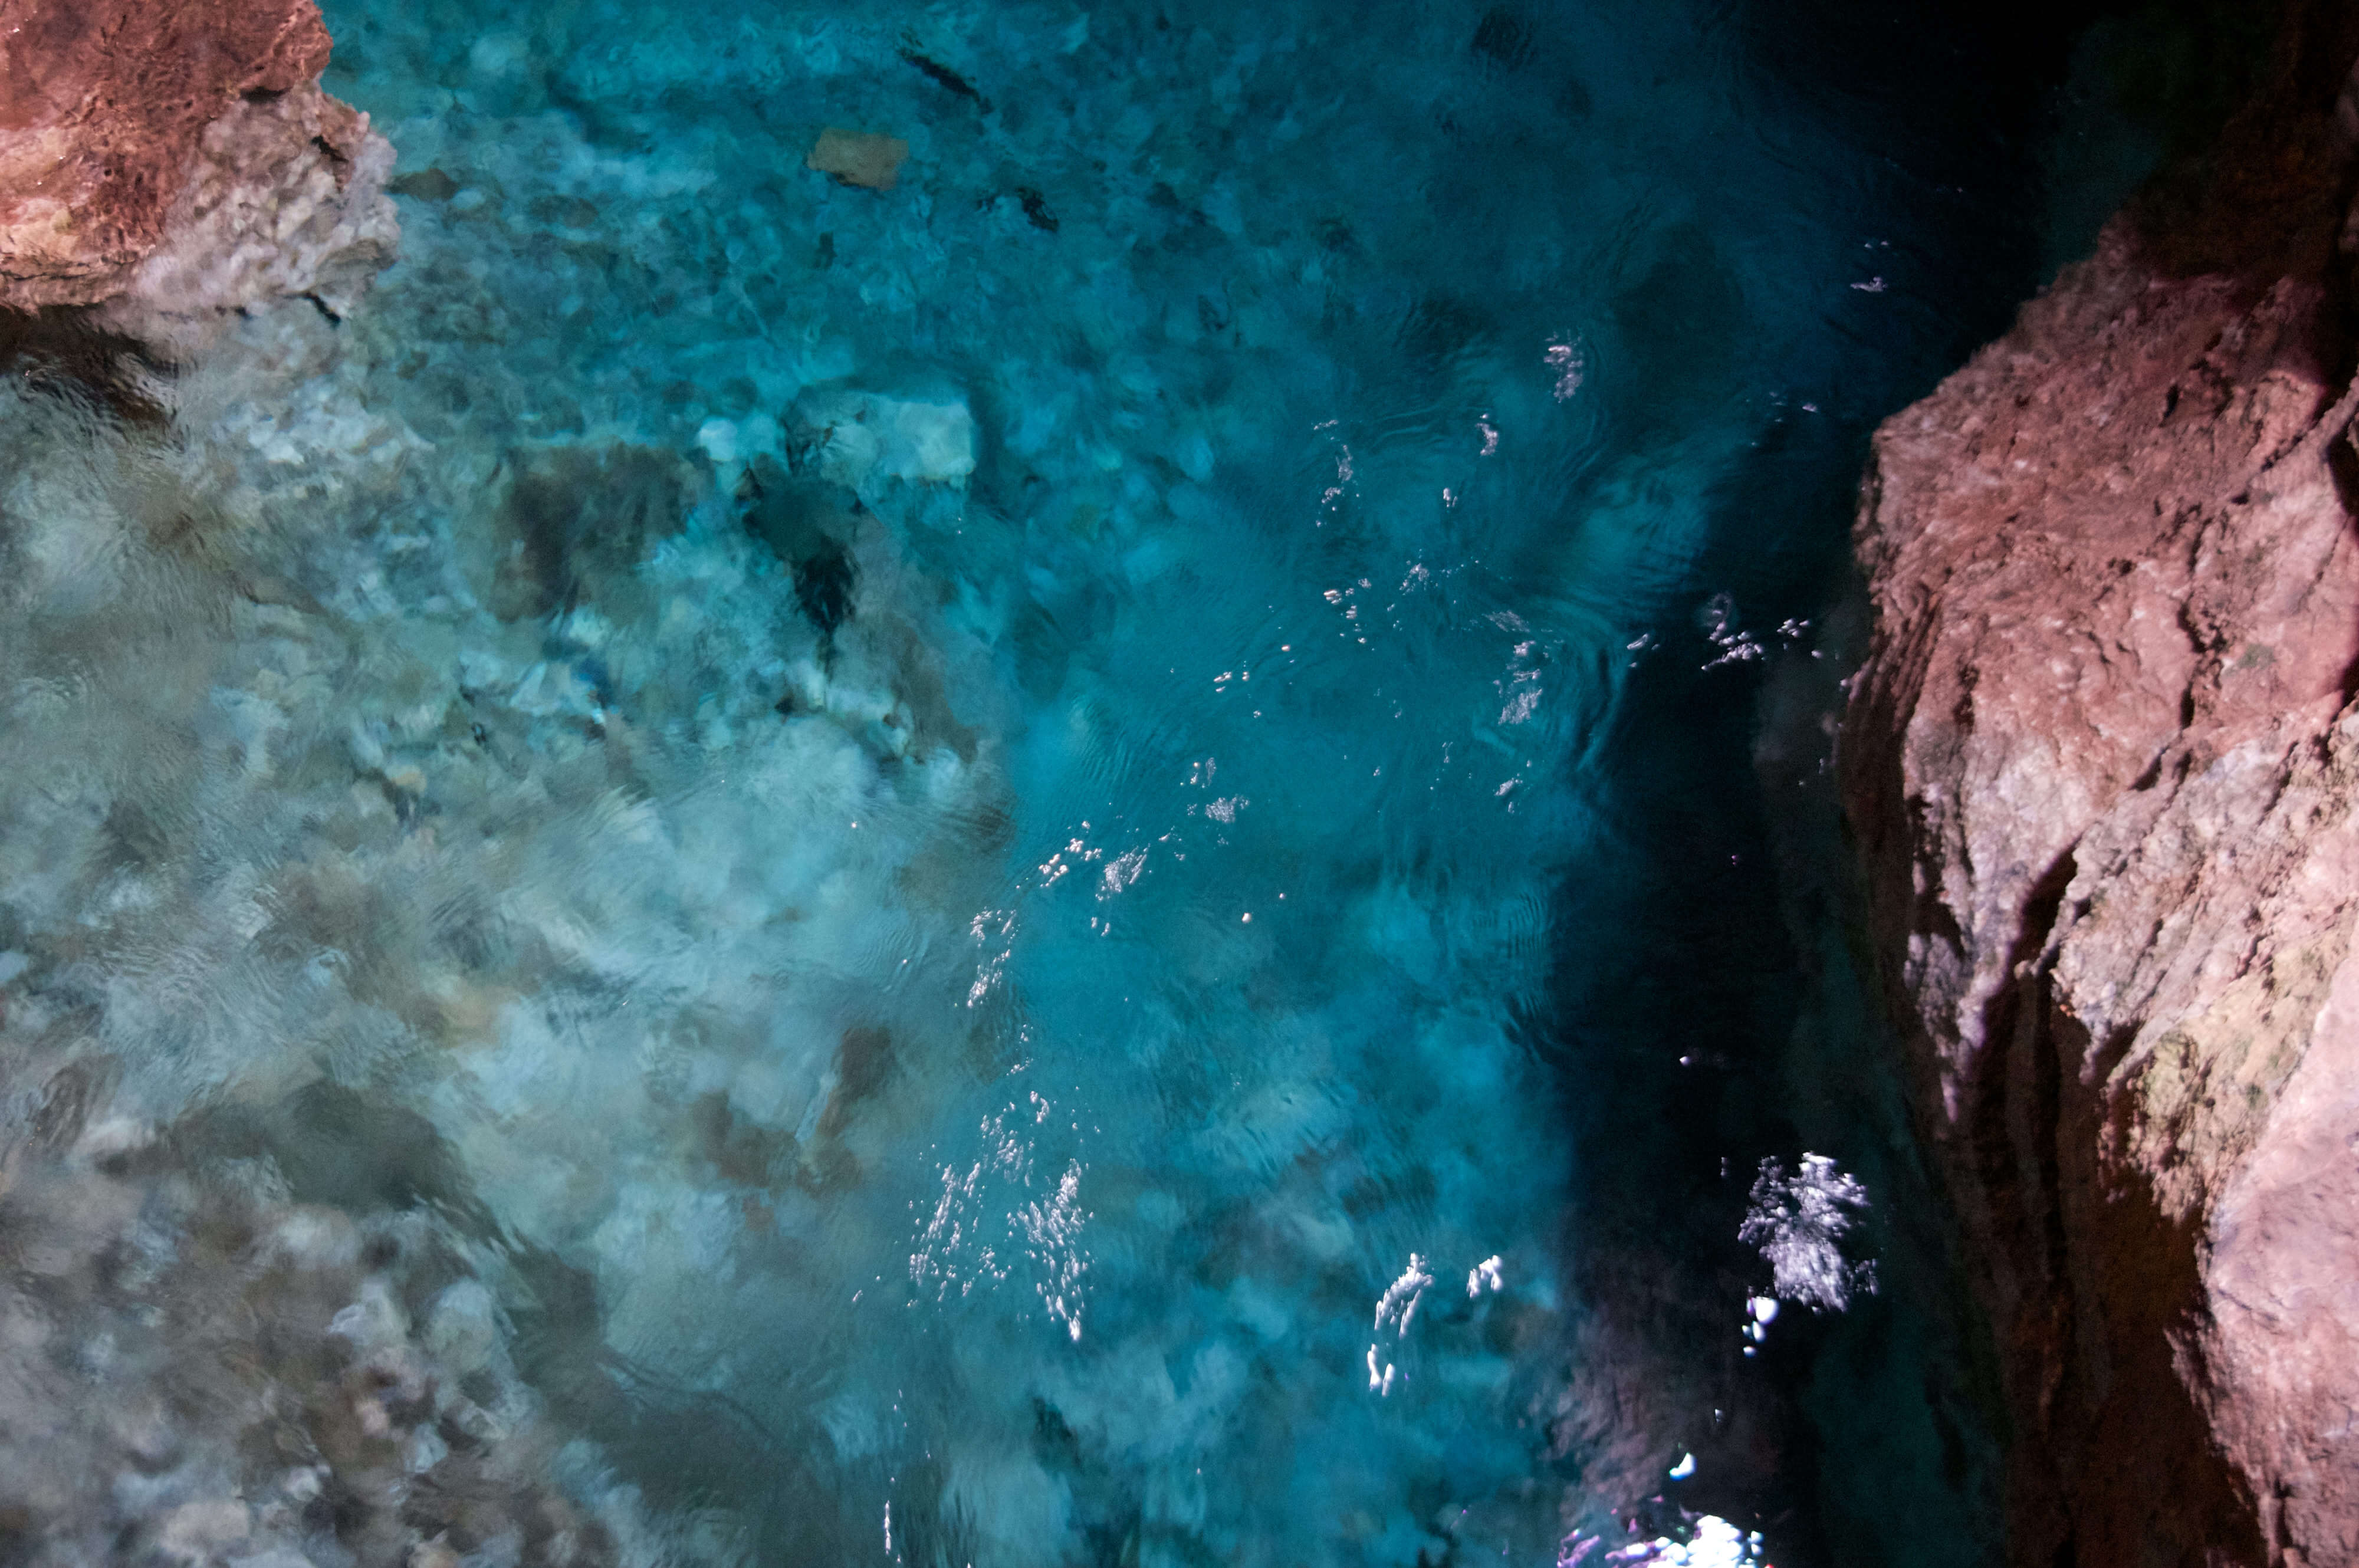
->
[[805, 127, 910, 192], [787, 386, 977, 494]]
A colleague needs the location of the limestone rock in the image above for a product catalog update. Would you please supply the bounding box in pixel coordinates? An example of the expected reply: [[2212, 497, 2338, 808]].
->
[[1841, 8, 2359, 1563], [111, 80, 398, 328], [0, 0, 397, 326]]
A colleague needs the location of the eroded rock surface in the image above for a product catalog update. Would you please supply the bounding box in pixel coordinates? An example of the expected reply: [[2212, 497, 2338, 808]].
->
[[1843, 8, 2359, 1564], [0, 0, 396, 326]]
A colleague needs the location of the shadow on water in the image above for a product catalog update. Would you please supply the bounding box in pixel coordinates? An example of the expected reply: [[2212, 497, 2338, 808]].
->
[[0, 307, 173, 428]]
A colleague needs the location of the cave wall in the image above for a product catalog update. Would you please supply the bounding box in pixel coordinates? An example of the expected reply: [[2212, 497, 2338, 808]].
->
[[1842, 5, 2359, 1563]]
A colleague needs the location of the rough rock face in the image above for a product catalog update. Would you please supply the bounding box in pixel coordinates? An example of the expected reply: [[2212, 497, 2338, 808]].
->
[[0, 0, 396, 324], [1842, 8, 2359, 1564]]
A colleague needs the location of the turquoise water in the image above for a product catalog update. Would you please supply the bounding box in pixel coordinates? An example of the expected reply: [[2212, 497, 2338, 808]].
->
[[0, 1, 2069, 1563]]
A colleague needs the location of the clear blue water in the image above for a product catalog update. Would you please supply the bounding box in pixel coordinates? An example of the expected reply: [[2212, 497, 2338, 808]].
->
[[0, 1, 2077, 1563]]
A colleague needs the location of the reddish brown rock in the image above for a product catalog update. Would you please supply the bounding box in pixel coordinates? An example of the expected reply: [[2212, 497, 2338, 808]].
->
[[1842, 7, 2359, 1564], [0, 0, 396, 322]]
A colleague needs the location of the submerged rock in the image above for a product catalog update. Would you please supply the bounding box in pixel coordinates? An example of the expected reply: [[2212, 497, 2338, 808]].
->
[[0, 1117, 635, 1568], [788, 386, 977, 491], [0, 0, 397, 331], [804, 126, 909, 192], [1843, 9, 2359, 1563]]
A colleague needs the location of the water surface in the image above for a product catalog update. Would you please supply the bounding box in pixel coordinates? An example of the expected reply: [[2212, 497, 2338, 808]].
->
[[0, 1, 2076, 1562]]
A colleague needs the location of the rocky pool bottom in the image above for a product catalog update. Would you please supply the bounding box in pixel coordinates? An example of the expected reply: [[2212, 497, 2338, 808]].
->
[[0, 1, 2245, 1564]]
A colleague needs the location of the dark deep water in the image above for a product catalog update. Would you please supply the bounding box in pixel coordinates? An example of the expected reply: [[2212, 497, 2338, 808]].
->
[[0, 1, 2240, 1564]]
